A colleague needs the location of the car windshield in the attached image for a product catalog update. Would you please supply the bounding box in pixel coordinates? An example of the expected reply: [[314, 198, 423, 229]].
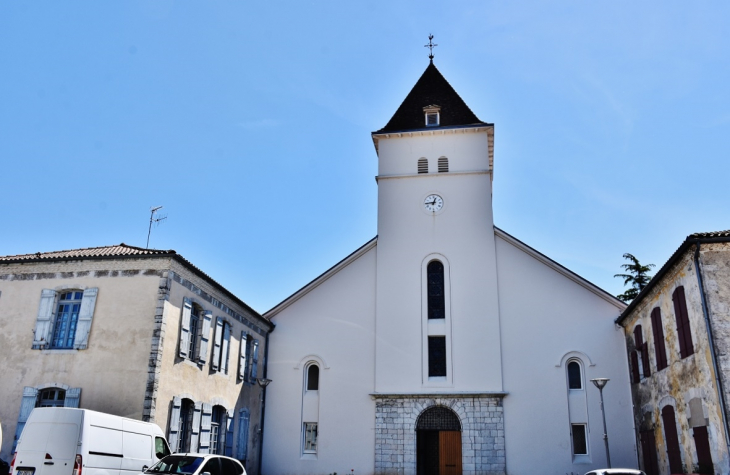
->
[[145, 456, 204, 475]]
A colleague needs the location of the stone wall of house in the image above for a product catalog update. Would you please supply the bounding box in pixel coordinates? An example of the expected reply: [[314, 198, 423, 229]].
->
[[621, 246, 730, 474], [374, 395, 505, 475]]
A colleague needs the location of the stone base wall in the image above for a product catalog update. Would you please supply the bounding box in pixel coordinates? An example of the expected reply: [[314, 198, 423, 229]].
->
[[374, 394, 505, 475]]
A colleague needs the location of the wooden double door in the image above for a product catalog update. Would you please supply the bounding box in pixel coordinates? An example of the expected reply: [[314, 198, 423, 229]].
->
[[417, 430, 462, 475]]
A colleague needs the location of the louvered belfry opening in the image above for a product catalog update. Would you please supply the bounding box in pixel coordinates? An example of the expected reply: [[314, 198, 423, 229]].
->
[[438, 157, 448, 173], [418, 158, 429, 174], [417, 406, 462, 475]]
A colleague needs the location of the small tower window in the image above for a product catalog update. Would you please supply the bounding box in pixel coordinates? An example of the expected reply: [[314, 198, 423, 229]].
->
[[417, 158, 428, 174], [306, 364, 319, 390], [423, 105, 441, 127], [438, 157, 449, 173]]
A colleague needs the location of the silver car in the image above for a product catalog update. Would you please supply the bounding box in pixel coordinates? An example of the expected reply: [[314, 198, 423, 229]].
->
[[584, 470, 647, 475]]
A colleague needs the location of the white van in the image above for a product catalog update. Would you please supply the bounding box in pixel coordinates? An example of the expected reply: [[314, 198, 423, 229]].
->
[[9, 407, 171, 475]]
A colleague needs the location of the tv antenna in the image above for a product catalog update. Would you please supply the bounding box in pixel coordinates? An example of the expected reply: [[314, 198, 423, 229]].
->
[[146, 206, 167, 249]]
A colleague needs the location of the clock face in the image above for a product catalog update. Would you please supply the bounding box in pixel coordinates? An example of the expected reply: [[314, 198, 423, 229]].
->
[[424, 194, 444, 212]]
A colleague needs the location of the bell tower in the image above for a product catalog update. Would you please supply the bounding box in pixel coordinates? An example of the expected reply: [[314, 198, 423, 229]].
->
[[371, 60, 502, 394]]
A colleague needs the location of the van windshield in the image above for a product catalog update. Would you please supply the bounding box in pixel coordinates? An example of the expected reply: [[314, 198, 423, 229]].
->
[[146, 456, 203, 475]]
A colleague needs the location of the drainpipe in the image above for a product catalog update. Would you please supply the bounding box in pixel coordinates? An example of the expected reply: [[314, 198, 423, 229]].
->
[[693, 242, 730, 464], [257, 331, 270, 475]]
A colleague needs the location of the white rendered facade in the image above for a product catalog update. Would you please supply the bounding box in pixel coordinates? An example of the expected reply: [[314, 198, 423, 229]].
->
[[261, 62, 636, 475]]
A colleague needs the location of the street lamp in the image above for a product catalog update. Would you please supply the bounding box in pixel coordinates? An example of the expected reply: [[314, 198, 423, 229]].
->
[[256, 378, 272, 388], [590, 378, 611, 468]]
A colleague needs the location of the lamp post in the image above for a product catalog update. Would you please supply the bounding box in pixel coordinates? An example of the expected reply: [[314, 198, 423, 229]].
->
[[590, 378, 611, 468]]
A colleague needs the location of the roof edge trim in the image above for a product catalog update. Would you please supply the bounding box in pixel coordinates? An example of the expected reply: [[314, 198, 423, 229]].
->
[[616, 234, 730, 325], [495, 227, 627, 309], [264, 237, 378, 320]]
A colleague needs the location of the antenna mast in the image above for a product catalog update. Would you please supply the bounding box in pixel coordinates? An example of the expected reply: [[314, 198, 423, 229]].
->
[[146, 206, 167, 249]]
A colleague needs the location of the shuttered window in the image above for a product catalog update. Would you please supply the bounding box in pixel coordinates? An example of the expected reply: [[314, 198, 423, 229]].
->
[[650, 307, 668, 371], [661, 405, 683, 474], [428, 336, 447, 377], [251, 339, 260, 380], [418, 158, 428, 174], [673, 286, 694, 358], [239, 332, 249, 382], [438, 157, 449, 173], [693, 426, 714, 474], [639, 429, 660, 475], [33, 288, 98, 350], [303, 422, 318, 453], [630, 351, 641, 384], [634, 325, 651, 378]]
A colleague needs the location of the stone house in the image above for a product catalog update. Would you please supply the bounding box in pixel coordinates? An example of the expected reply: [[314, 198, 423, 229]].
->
[[0, 244, 273, 474], [617, 231, 730, 475]]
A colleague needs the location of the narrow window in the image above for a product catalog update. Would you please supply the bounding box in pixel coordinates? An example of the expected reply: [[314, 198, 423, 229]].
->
[[418, 158, 428, 174], [639, 429, 660, 475], [303, 422, 318, 453], [211, 406, 226, 455], [630, 351, 641, 384], [189, 304, 201, 359], [51, 291, 83, 348], [428, 336, 447, 377], [438, 157, 449, 173], [178, 399, 195, 452], [651, 307, 668, 371], [571, 424, 588, 455], [306, 365, 319, 391], [220, 322, 231, 374], [567, 361, 582, 389], [693, 426, 714, 474], [673, 286, 694, 358], [427, 261, 445, 320], [634, 325, 650, 378], [661, 406, 683, 474]]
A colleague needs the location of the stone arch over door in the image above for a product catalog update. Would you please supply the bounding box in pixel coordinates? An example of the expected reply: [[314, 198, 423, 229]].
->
[[416, 406, 462, 475]]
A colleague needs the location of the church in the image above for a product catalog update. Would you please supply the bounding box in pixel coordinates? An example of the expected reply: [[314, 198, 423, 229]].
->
[[260, 58, 638, 475]]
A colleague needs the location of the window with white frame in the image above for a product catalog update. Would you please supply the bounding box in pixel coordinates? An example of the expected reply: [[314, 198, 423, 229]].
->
[[38, 388, 66, 407], [178, 298, 212, 365], [423, 105, 441, 127], [303, 422, 318, 454], [211, 405, 227, 455], [571, 424, 588, 455], [212, 319, 232, 374], [177, 399, 195, 453], [32, 288, 98, 350], [567, 360, 583, 390]]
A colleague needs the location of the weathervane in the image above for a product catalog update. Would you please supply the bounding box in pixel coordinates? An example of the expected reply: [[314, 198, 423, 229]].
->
[[424, 34, 437, 62]]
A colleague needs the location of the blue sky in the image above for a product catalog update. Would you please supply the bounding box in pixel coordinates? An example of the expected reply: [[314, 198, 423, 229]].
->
[[2, 1, 729, 313]]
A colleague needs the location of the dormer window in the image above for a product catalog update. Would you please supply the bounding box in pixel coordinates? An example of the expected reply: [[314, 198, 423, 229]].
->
[[423, 105, 441, 127]]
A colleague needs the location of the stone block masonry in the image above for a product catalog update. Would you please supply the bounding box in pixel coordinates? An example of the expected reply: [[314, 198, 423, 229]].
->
[[373, 394, 506, 475]]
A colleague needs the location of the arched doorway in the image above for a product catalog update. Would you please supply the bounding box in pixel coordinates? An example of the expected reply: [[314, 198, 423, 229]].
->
[[416, 406, 462, 475]]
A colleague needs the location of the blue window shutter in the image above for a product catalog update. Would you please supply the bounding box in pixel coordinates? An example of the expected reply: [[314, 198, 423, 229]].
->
[[179, 299, 192, 359], [211, 318, 223, 372], [199, 311, 213, 365], [224, 409, 235, 457], [73, 288, 98, 350], [222, 323, 231, 374], [251, 340, 259, 380], [168, 397, 182, 452], [190, 401, 202, 452], [64, 387, 81, 408], [33, 290, 56, 349], [238, 332, 248, 382], [13, 387, 38, 451], [236, 409, 250, 462], [199, 403, 213, 454]]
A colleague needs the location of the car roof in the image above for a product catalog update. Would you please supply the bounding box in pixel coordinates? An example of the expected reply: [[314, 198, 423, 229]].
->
[[585, 470, 645, 475]]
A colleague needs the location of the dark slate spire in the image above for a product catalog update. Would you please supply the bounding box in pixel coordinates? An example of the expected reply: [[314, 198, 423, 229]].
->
[[376, 62, 486, 133]]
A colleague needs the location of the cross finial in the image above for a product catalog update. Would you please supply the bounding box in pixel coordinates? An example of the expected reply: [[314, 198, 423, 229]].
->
[[425, 34, 437, 62]]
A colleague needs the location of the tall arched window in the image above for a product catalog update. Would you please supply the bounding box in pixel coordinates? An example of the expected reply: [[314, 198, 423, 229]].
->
[[211, 405, 227, 455], [427, 261, 445, 320], [178, 398, 195, 452], [418, 158, 428, 174], [306, 364, 319, 391], [567, 361, 582, 389]]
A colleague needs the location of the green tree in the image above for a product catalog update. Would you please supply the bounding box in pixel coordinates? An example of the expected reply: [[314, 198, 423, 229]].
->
[[614, 253, 655, 302]]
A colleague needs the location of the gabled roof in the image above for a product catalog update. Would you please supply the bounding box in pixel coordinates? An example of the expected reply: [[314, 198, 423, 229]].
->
[[375, 61, 489, 133], [0, 243, 271, 329], [616, 230, 730, 325]]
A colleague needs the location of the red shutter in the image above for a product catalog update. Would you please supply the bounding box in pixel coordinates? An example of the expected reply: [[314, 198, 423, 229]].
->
[[639, 429, 659, 475], [631, 351, 641, 384], [651, 307, 668, 370], [661, 406, 683, 474], [693, 426, 714, 474], [673, 287, 694, 358], [641, 343, 651, 377]]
